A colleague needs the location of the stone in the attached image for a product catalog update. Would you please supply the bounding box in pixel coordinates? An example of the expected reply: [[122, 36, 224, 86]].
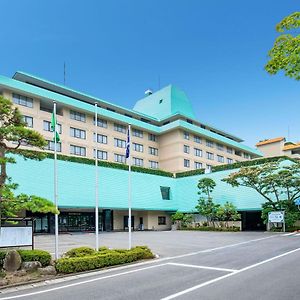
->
[[0, 278, 8, 286], [22, 261, 42, 271], [13, 269, 27, 277], [3, 250, 22, 272], [37, 266, 57, 275]]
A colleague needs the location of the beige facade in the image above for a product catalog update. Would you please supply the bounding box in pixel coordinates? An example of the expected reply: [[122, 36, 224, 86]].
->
[[256, 137, 300, 160], [2, 87, 257, 173]]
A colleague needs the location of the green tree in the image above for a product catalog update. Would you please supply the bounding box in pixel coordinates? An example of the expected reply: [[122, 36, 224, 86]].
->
[[265, 12, 300, 80], [216, 202, 240, 227], [171, 212, 193, 228], [222, 160, 300, 227], [0, 96, 58, 220], [196, 178, 219, 227]]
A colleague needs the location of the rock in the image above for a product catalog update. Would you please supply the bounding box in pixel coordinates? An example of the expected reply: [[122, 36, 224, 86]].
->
[[0, 278, 8, 286], [3, 250, 22, 272], [37, 266, 57, 275], [13, 269, 27, 277], [22, 261, 42, 271]]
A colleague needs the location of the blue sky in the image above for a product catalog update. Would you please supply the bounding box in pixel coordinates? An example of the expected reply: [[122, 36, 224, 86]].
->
[[1, 0, 299, 147]]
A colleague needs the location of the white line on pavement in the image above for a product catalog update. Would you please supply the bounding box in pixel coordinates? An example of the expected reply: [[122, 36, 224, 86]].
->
[[0, 234, 285, 299], [167, 263, 237, 273], [160, 247, 300, 300], [0, 263, 168, 300], [283, 233, 295, 236], [294, 233, 300, 236]]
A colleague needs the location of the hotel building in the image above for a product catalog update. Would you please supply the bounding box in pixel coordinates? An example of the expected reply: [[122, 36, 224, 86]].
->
[[0, 72, 264, 232]]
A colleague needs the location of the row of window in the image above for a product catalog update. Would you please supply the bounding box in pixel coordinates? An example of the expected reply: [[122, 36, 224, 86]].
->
[[183, 132, 235, 154], [183, 157, 233, 169]]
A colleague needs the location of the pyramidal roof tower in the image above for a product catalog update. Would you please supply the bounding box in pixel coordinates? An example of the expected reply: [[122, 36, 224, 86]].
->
[[133, 85, 196, 121]]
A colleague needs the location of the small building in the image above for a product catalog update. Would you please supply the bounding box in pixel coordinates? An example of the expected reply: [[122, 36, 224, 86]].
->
[[256, 137, 300, 160]]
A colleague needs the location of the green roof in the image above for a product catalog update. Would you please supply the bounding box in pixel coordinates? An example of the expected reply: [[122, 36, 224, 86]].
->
[[133, 85, 196, 120]]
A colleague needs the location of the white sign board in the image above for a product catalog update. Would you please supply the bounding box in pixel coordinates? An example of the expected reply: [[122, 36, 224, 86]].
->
[[268, 211, 285, 223], [0, 227, 32, 247]]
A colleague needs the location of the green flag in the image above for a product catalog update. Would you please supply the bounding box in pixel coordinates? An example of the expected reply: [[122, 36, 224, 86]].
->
[[51, 112, 61, 142]]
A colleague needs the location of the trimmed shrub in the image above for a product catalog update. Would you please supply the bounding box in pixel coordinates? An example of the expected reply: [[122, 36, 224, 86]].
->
[[180, 226, 240, 232], [18, 250, 51, 267], [56, 246, 154, 274], [64, 247, 96, 258]]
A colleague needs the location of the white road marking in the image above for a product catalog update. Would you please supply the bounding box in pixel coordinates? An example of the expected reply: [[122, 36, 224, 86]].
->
[[0, 234, 286, 299], [161, 247, 300, 300], [294, 233, 300, 236], [167, 263, 237, 273], [283, 232, 295, 236], [0, 263, 168, 300]]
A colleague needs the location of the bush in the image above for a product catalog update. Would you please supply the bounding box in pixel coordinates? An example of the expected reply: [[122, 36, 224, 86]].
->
[[180, 226, 240, 232], [0, 251, 6, 268], [56, 246, 154, 274], [18, 250, 51, 267], [64, 247, 96, 258]]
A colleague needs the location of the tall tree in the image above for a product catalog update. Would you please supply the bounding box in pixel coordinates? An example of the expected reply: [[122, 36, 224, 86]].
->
[[0, 96, 58, 220], [265, 12, 300, 80], [222, 160, 300, 226]]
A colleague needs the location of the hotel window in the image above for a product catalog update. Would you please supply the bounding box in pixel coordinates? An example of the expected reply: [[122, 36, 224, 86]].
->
[[158, 216, 166, 225], [217, 155, 224, 163], [114, 123, 126, 133], [13, 93, 33, 108], [243, 153, 251, 159], [183, 131, 190, 140], [217, 143, 224, 151], [206, 140, 214, 148], [206, 152, 214, 160], [227, 158, 233, 164], [227, 147, 233, 154], [70, 110, 86, 122], [133, 143, 143, 152], [194, 162, 203, 169], [70, 145, 86, 156], [148, 133, 157, 142], [132, 128, 143, 138], [45, 140, 61, 152], [160, 186, 170, 200], [70, 127, 86, 139], [93, 117, 107, 128], [114, 138, 126, 148], [114, 153, 126, 163], [194, 148, 202, 157], [149, 160, 159, 169], [94, 133, 107, 144], [184, 159, 190, 168], [133, 157, 143, 167], [43, 120, 62, 134], [183, 145, 190, 154], [149, 147, 158, 156], [23, 116, 33, 128], [93, 149, 108, 160], [235, 150, 242, 156], [194, 135, 202, 144]]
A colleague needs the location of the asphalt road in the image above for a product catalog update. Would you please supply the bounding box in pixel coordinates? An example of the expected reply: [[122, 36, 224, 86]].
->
[[0, 231, 299, 300]]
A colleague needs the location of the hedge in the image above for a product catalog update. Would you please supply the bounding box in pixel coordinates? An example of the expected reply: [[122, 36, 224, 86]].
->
[[180, 226, 240, 232], [0, 251, 6, 268], [56, 246, 154, 273], [175, 156, 297, 178], [16, 150, 173, 178], [64, 247, 96, 258], [18, 250, 52, 267]]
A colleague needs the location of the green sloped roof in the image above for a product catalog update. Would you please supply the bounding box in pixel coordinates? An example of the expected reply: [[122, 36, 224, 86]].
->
[[133, 85, 196, 120]]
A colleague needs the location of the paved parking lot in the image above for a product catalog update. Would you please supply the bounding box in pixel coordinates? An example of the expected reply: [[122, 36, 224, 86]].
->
[[1, 231, 300, 300]]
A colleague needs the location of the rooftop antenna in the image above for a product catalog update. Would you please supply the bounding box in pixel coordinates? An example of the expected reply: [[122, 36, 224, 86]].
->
[[64, 62, 66, 85]]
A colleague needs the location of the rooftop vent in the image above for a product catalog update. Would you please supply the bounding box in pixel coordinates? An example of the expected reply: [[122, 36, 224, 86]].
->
[[145, 89, 153, 96]]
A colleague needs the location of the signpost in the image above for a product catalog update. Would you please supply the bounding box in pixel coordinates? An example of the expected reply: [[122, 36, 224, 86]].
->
[[268, 211, 285, 232]]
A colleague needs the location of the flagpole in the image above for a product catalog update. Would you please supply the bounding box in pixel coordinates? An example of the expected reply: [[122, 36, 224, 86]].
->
[[53, 101, 59, 260], [128, 124, 132, 249], [94, 103, 99, 251]]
